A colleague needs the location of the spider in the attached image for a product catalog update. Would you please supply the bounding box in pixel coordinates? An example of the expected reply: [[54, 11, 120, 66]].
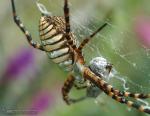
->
[[11, 0, 150, 114]]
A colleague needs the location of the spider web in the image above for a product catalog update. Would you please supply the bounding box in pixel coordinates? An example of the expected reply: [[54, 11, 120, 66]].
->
[[69, 0, 150, 92], [36, 0, 150, 109]]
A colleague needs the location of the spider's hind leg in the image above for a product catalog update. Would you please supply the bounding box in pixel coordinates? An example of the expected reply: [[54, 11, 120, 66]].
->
[[11, 0, 44, 51], [62, 74, 88, 105], [83, 67, 150, 114]]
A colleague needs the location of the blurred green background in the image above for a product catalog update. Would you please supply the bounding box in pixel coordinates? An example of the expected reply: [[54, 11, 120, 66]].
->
[[0, 0, 150, 116]]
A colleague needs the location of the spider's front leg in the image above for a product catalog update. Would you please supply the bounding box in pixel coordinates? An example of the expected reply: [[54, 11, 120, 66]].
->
[[63, 0, 77, 51], [11, 0, 44, 51], [62, 74, 87, 105], [84, 67, 150, 114], [88, 57, 150, 100]]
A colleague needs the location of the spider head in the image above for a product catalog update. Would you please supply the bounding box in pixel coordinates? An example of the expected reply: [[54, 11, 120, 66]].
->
[[89, 57, 113, 80]]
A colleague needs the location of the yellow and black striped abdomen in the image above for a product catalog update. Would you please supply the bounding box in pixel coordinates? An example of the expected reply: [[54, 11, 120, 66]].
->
[[39, 16, 75, 71]]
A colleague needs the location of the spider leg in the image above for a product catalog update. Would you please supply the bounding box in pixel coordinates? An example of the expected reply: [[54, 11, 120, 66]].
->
[[64, 0, 71, 34], [83, 67, 150, 114], [106, 91, 150, 114], [100, 78, 150, 99], [11, 0, 44, 51], [64, 0, 77, 51], [62, 74, 87, 105], [78, 23, 107, 51], [85, 67, 150, 99]]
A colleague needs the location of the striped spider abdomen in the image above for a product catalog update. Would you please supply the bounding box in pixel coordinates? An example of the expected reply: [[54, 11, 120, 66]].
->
[[39, 16, 76, 71]]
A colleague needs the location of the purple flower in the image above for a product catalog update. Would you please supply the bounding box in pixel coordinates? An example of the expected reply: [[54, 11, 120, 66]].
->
[[2, 47, 35, 82], [134, 15, 150, 47], [28, 90, 55, 115]]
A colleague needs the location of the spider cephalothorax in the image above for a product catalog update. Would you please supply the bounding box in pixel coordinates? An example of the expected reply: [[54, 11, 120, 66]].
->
[[11, 0, 150, 114]]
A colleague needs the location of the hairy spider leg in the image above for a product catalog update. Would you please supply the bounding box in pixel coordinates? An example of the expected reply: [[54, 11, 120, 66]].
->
[[11, 0, 44, 51], [62, 74, 87, 105], [88, 67, 150, 99], [83, 67, 150, 114]]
